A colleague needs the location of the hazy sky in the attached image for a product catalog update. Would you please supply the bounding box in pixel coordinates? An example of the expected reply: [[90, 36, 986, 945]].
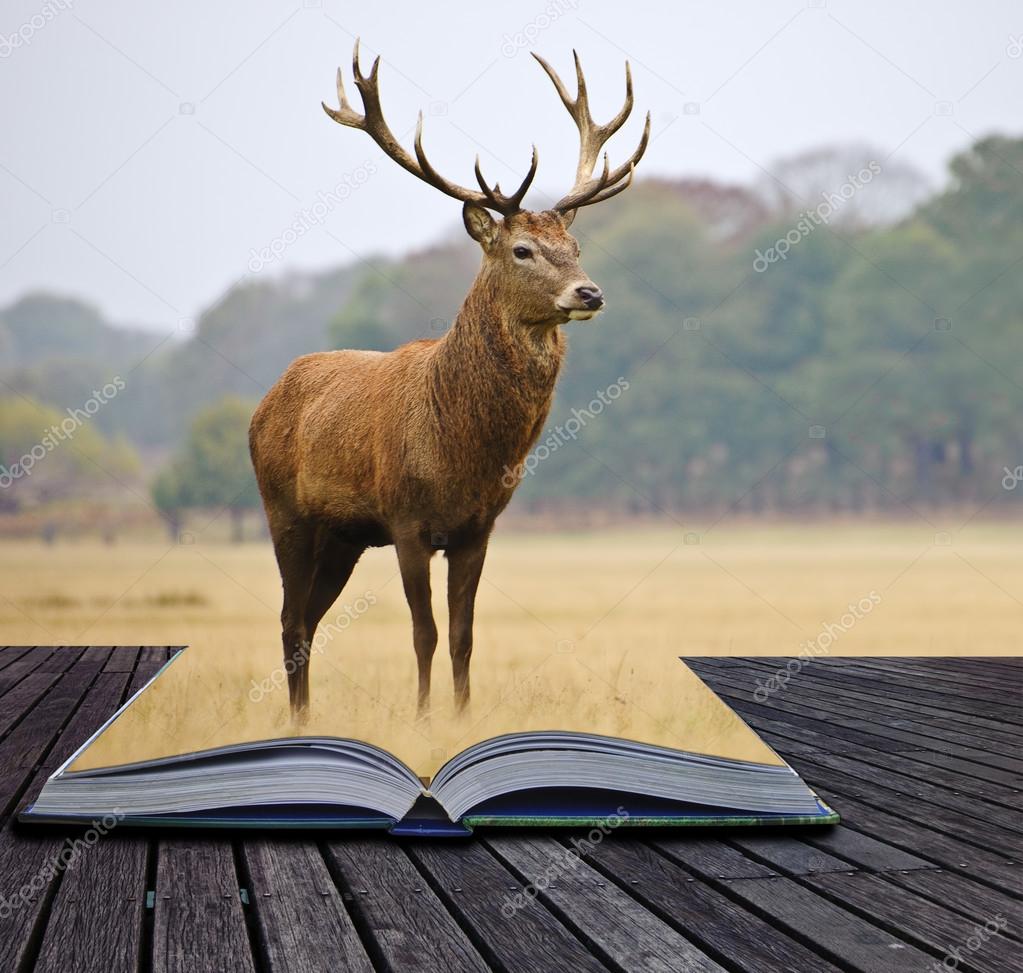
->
[[1, 0, 1020, 330]]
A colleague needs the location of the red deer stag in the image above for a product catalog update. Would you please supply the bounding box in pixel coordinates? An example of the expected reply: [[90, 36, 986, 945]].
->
[[250, 43, 648, 714]]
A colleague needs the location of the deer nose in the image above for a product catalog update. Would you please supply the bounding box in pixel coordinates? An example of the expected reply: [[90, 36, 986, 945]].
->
[[576, 285, 604, 309]]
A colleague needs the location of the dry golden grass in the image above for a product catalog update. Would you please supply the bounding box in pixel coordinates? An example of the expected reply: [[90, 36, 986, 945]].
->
[[6, 519, 1019, 775], [70, 636, 783, 777], [1, 519, 1019, 660]]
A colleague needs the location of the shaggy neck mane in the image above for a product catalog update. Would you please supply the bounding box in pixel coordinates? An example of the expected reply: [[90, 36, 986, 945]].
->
[[428, 268, 565, 473]]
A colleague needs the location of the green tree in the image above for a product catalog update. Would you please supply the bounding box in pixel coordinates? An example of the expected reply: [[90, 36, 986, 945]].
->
[[151, 397, 261, 541], [0, 394, 140, 524]]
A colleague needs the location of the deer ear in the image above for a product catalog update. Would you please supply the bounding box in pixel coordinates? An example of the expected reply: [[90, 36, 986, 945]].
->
[[559, 209, 577, 228], [463, 203, 500, 249]]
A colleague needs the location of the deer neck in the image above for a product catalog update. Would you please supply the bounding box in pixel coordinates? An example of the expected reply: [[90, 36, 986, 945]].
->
[[430, 270, 565, 463]]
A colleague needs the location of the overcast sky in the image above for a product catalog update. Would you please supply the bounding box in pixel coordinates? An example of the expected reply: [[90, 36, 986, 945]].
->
[[1, 0, 1020, 330]]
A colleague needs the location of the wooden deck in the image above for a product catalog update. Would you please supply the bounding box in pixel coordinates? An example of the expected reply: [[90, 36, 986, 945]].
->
[[0, 648, 1019, 972]]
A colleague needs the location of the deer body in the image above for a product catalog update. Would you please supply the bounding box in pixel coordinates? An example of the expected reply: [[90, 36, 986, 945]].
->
[[252, 271, 565, 544], [251, 44, 647, 713]]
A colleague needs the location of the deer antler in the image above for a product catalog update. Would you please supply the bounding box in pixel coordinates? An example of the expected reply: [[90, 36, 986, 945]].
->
[[532, 51, 650, 214], [323, 39, 537, 216]]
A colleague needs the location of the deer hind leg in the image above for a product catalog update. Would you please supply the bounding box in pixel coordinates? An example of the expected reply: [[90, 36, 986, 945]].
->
[[446, 536, 488, 713], [304, 537, 365, 638], [269, 518, 320, 714], [394, 534, 437, 716]]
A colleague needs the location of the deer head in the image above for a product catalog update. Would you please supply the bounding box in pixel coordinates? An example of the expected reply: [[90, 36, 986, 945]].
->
[[323, 43, 649, 327]]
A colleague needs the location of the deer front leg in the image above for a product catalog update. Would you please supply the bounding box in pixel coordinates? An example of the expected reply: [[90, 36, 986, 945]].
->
[[395, 535, 437, 716], [446, 536, 488, 713]]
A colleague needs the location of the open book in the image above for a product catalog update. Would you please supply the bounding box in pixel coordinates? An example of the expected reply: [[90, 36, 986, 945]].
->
[[21, 647, 837, 835]]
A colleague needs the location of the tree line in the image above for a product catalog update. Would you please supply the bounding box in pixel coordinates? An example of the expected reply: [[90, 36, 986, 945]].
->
[[0, 137, 1019, 536]]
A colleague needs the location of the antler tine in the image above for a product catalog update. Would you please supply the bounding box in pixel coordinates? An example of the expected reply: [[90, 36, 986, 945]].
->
[[534, 50, 648, 214], [506, 144, 539, 209], [324, 39, 537, 216], [473, 146, 540, 212], [412, 112, 482, 204]]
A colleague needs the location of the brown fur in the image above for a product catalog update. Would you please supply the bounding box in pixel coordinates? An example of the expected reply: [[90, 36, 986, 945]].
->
[[250, 209, 603, 713]]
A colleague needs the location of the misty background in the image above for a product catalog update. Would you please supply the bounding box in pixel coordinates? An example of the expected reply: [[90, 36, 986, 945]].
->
[[1, 0, 1021, 539]]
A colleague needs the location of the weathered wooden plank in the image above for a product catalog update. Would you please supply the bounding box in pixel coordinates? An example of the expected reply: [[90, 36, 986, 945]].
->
[[808, 655, 1023, 702], [325, 837, 487, 973], [803, 824, 937, 872], [409, 840, 606, 972], [488, 834, 726, 972], [153, 839, 255, 973], [0, 651, 123, 973], [0, 647, 32, 672], [725, 875, 937, 972], [127, 648, 171, 696], [103, 648, 141, 673], [887, 868, 1023, 938], [789, 751, 1023, 834], [809, 788, 1023, 892], [33, 830, 148, 973], [903, 749, 1023, 789], [694, 668, 1023, 770], [0, 647, 55, 696], [733, 702, 1023, 790], [736, 659, 1023, 742], [828, 657, 1023, 693], [36, 647, 91, 673], [787, 758, 1023, 851], [695, 657, 1023, 729], [19, 668, 136, 813], [28, 665, 146, 973], [0, 648, 110, 819], [727, 833, 860, 875], [650, 836, 777, 879], [244, 839, 373, 973], [816, 657, 1021, 694], [582, 838, 846, 973], [0, 671, 65, 740], [807, 871, 1022, 973], [810, 661, 1023, 725]]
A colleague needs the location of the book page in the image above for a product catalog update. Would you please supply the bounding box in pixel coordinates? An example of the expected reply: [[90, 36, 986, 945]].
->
[[70, 640, 783, 778]]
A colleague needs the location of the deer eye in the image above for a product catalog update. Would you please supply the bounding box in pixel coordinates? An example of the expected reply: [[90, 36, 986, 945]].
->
[[512, 245, 533, 259]]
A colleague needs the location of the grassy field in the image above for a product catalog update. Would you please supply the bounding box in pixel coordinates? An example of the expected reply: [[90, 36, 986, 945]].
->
[[3, 519, 1019, 761], [2, 519, 1019, 660]]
